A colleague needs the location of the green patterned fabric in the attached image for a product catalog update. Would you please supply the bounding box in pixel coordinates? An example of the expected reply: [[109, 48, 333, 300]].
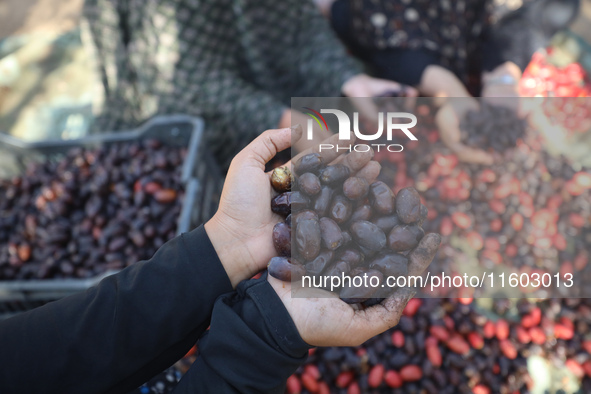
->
[[83, 0, 360, 167]]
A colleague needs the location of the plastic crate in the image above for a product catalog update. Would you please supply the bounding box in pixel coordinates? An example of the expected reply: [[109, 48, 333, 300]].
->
[[0, 115, 222, 319]]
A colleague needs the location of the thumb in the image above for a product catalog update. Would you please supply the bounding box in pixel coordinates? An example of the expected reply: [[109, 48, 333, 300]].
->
[[235, 125, 303, 168]]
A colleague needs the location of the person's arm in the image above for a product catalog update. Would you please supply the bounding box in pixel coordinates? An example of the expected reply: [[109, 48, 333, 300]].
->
[[171, 235, 441, 393], [171, 275, 310, 393], [0, 226, 233, 394]]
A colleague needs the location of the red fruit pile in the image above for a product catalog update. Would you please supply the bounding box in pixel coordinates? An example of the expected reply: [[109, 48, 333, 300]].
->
[[286, 297, 591, 393]]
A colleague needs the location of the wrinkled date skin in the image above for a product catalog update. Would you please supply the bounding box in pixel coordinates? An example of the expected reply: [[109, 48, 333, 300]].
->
[[337, 248, 363, 267], [349, 204, 373, 224], [270, 166, 292, 193], [319, 164, 351, 185], [396, 187, 422, 224], [291, 210, 318, 234], [343, 177, 369, 201], [350, 221, 387, 252], [369, 253, 408, 278], [369, 181, 396, 215], [305, 250, 334, 275], [323, 261, 351, 285], [330, 195, 353, 224], [272, 222, 291, 256], [290, 191, 311, 212], [388, 225, 424, 252], [313, 186, 334, 217], [298, 173, 322, 196], [294, 153, 324, 175], [268, 257, 305, 281], [371, 214, 401, 234], [271, 192, 291, 216], [295, 218, 322, 261], [319, 217, 344, 250], [340, 269, 383, 304]]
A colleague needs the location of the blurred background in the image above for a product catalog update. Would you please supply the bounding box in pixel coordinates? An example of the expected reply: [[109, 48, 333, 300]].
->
[[1, 1, 591, 393]]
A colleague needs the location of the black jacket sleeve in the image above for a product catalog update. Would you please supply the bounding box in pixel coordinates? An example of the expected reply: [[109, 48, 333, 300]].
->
[[0, 225, 233, 394], [172, 273, 311, 393]]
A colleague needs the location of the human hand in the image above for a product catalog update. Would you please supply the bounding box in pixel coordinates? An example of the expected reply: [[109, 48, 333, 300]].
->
[[342, 73, 417, 98], [205, 127, 380, 287], [268, 233, 441, 347], [435, 100, 495, 165]]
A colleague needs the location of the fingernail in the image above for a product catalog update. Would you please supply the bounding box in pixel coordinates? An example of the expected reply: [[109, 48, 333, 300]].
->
[[291, 124, 302, 132]]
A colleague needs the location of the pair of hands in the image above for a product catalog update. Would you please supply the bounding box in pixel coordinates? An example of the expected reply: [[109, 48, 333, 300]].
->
[[205, 126, 440, 347]]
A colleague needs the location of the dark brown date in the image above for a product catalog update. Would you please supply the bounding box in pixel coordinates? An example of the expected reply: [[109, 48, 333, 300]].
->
[[341, 230, 352, 246], [369, 181, 395, 215], [339, 269, 383, 304], [292, 210, 318, 234], [268, 257, 305, 281], [294, 153, 323, 175], [305, 250, 334, 275], [350, 221, 387, 252], [319, 164, 351, 185], [271, 192, 291, 216], [298, 173, 321, 196], [343, 177, 369, 201], [319, 217, 344, 250], [349, 204, 373, 223], [369, 253, 408, 277], [271, 166, 292, 192], [396, 187, 421, 224], [323, 261, 351, 285], [388, 225, 424, 252], [273, 222, 291, 256], [295, 218, 321, 261], [337, 248, 363, 266], [329, 195, 353, 224], [371, 214, 401, 233], [313, 186, 334, 216], [291, 191, 311, 212]]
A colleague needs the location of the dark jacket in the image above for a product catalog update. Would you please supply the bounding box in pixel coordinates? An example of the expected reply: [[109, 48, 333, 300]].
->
[[0, 225, 309, 393]]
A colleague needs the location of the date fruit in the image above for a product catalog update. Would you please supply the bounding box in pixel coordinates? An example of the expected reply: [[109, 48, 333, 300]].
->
[[271, 192, 291, 216], [388, 225, 424, 252], [273, 222, 291, 256], [295, 218, 321, 261], [369, 181, 395, 215], [396, 187, 421, 224], [295, 153, 323, 175], [350, 221, 387, 252], [298, 173, 322, 196], [343, 177, 370, 201], [271, 166, 292, 192], [319, 217, 344, 250], [319, 164, 351, 185], [268, 257, 305, 281]]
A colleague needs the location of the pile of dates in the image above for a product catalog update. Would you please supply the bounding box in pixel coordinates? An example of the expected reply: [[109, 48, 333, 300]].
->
[[286, 296, 591, 394], [267, 152, 432, 305], [0, 140, 186, 280], [460, 102, 527, 152]]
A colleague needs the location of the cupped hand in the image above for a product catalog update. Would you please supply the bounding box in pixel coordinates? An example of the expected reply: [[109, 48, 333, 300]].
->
[[205, 127, 380, 287], [436, 99, 495, 165], [268, 233, 441, 347]]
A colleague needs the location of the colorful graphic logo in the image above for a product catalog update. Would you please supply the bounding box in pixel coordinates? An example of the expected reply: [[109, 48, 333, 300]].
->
[[303, 107, 328, 132]]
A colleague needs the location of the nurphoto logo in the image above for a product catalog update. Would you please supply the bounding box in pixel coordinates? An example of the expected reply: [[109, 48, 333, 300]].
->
[[303, 108, 418, 153]]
